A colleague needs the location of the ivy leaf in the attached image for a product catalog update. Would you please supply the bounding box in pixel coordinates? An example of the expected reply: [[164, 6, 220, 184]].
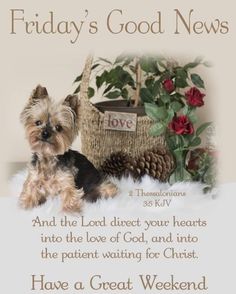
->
[[145, 103, 168, 121], [88, 87, 95, 98], [149, 122, 165, 136], [191, 73, 205, 89], [140, 88, 154, 103], [170, 101, 183, 112], [105, 90, 121, 99], [196, 122, 212, 136], [190, 137, 201, 147], [96, 71, 108, 88]]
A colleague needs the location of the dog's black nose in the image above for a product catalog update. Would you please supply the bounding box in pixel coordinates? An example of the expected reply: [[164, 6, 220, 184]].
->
[[41, 130, 51, 140]]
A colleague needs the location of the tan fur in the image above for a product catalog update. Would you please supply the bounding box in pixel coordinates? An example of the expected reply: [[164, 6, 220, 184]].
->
[[19, 156, 84, 212]]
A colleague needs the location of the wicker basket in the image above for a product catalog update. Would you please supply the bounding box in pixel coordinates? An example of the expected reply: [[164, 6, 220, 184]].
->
[[79, 55, 165, 168]]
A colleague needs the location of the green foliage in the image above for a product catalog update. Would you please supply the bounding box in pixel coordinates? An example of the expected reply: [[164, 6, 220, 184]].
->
[[149, 122, 165, 136], [191, 73, 205, 88], [196, 122, 212, 136], [144, 103, 168, 121]]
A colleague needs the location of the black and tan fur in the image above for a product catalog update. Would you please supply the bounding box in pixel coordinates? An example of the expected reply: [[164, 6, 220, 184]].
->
[[20, 85, 117, 213]]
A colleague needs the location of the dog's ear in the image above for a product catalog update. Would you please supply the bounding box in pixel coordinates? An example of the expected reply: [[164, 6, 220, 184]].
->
[[30, 85, 49, 101], [63, 95, 79, 115]]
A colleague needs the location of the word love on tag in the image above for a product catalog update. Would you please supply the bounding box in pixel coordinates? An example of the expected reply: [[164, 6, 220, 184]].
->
[[104, 111, 137, 132]]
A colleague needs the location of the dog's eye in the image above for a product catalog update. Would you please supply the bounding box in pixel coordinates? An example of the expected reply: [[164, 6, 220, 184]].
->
[[35, 120, 42, 126], [55, 125, 63, 132]]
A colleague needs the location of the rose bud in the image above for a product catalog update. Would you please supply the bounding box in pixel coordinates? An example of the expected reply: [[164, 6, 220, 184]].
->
[[185, 87, 205, 107], [168, 115, 194, 135], [163, 79, 175, 93]]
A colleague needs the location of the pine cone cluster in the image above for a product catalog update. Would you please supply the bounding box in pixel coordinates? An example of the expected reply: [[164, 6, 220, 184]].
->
[[101, 151, 130, 179], [100, 146, 175, 182]]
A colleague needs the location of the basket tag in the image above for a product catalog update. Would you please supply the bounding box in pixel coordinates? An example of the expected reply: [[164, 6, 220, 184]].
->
[[104, 111, 137, 132]]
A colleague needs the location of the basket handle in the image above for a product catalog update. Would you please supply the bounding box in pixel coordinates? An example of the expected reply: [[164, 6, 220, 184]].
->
[[80, 55, 93, 101]]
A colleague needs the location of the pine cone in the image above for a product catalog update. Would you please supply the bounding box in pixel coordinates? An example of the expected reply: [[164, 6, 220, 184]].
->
[[129, 146, 175, 182], [100, 151, 130, 178]]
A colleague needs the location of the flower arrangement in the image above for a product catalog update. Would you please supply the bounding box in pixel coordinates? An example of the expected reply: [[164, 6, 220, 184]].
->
[[141, 57, 213, 183], [74, 55, 215, 186]]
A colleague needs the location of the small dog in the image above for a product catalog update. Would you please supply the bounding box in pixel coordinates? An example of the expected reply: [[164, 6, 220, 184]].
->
[[20, 85, 117, 212]]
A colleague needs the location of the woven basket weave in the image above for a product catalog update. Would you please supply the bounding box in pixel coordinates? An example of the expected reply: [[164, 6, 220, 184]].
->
[[79, 55, 165, 168]]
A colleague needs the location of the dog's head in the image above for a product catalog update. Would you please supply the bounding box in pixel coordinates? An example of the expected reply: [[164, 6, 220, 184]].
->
[[20, 85, 79, 156]]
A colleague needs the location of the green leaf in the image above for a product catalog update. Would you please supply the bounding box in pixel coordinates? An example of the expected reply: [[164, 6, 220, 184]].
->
[[121, 88, 128, 99], [188, 111, 198, 123], [88, 87, 95, 98], [152, 80, 161, 97], [169, 168, 192, 184], [165, 108, 175, 123], [191, 73, 205, 89], [149, 122, 165, 136], [140, 88, 154, 103], [105, 90, 121, 99], [114, 54, 126, 64], [103, 84, 114, 94], [160, 93, 171, 104], [91, 64, 100, 70], [73, 85, 80, 94], [166, 135, 176, 150], [175, 69, 188, 88], [145, 103, 168, 121], [140, 57, 159, 73], [129, 65, 136, 73], [184, 62, 199, 70], [145, 77, 154, 88], [196, 122, 212, 136], [194, 56, 203, 63], [182, 105, 189, 115], [190, 137, 201, 147], [96, 71, 108, 88], [170, 101, 183, 112], [99, 57, 112, 64], [203, 61, 212, 68], [74, 73, 83, 83]]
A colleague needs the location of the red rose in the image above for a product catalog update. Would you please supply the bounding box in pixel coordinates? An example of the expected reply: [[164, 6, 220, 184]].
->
[[168, 115, 194, 135], [185, 87, 205, 107], [163, 79, 175, 93]]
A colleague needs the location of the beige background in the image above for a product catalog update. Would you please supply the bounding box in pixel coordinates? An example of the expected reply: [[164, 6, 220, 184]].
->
[[0, 0, 235, 192]]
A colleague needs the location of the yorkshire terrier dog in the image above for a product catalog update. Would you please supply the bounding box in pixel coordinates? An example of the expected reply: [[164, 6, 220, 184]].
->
[[20, 85, 117, 213]]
